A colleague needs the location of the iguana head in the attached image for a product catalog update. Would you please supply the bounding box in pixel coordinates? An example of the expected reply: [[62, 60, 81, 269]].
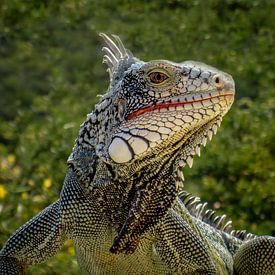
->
[[88, 34, 234, 177], [73, 34, 235, 254]]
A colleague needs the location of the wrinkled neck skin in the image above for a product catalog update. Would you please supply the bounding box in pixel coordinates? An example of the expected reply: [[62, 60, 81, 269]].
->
[[91, 156, 179, 254]]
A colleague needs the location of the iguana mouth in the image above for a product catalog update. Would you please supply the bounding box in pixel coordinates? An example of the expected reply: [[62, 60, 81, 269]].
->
[[127, 91, 234, 120], [108, 90, 234, 165]]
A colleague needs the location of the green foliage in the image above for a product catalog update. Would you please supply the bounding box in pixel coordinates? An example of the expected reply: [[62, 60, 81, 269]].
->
[[0, 0, 274, 273]]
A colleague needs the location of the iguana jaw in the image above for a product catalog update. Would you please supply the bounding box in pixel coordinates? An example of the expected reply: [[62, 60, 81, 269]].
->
[[107, 89, 234, 169]]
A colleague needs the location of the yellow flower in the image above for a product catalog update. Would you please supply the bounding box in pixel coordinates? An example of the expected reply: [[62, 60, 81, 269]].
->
[[0, 184, 7, 199], [7, 154, 16, 165], [12, 166, 21, 177], [67, 246, 75, 256], [21, 192, 28, 200], [65, 240, 75, 256], [27, 179, 34, 186], [0, 159, 8, 170], [43, 178, 52, 189]]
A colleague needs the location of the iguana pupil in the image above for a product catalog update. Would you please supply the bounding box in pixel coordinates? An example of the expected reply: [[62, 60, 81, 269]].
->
[[148, 71, 168, 83]]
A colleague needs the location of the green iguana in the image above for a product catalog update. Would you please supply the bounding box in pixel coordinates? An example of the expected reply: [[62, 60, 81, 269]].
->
[[0, 33, 274, 275]]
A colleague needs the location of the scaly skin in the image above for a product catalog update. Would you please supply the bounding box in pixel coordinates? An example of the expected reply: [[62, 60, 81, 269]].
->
[[0, 34, 274, 274]]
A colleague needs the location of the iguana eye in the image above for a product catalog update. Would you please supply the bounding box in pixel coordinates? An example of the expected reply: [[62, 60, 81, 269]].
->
[[148, 71, 169, 84]]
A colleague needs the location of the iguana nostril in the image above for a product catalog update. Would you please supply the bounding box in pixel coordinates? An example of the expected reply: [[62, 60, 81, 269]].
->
[[212, 74, 224, 89]]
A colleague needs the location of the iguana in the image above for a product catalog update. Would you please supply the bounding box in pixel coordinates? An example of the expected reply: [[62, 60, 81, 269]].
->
[[0, 33, 274, 275]]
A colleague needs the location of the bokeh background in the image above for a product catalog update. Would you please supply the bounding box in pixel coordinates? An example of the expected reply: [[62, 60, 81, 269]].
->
[[0, 0, 274, 274]]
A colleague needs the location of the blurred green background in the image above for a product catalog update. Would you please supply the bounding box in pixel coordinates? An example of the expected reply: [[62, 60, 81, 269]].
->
[[0, 0, 274, 274]]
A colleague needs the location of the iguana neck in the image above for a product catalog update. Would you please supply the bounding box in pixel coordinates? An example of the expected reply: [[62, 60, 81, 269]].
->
[[88, 160, 178, 253]]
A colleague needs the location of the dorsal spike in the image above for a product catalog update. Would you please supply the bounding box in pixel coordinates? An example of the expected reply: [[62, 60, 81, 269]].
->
[[187, 197, 200, 208], [231, 230, 247, 240], [213, 215, 221, 224], [99, 33, 136, 82], [222, 220, 233, 232], [102, 47, 118, 66], [111, 34, 128, 58], [194, 203, 203, 217], [206, 209, 215, 219], [184, 195, 196, 206], [179, 192, 256, 241], [99, 33, 123, 59], [195, 202, 208, 218], [178, 191, 190, 203], [102, 56, 114, 71], [215, 214, 227, 229], [245, 233, 256, 241]]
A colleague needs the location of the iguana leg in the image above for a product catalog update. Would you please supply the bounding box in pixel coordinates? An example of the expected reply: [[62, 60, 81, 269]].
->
[[0, 201, 67, 275], [233, 236, 275, 275], [0, 257, 25, 275]]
